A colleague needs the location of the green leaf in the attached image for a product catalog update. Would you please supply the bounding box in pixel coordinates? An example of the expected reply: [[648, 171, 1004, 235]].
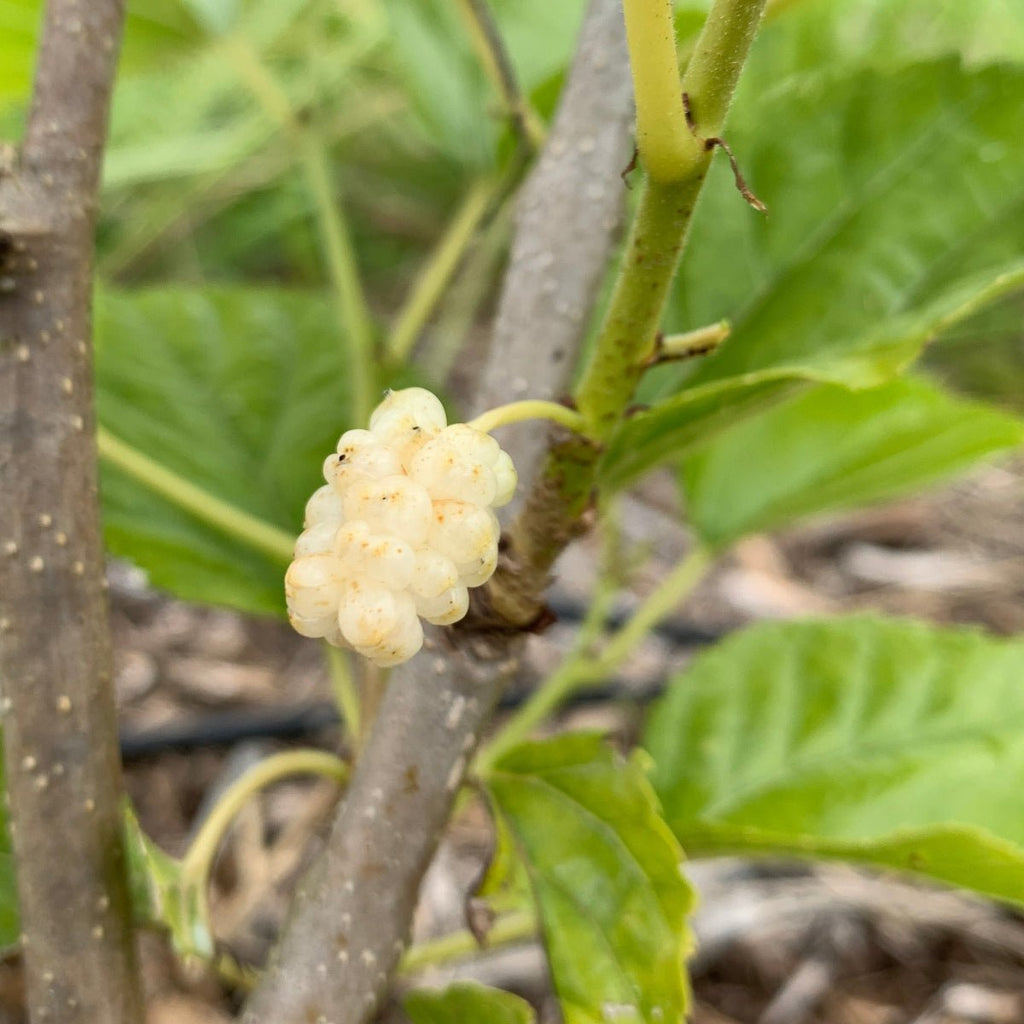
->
[[663, 60, 1024, 394], [926, 291, 1024, 412], [644, 616, 1024, 905], [0, 0, 40, 105], [475, 791, 535, 916], [404, 982, 536, 1024], [491, 0, 587, 94], [746, 0, 1024, 77], [680, 376, 1024, 548], [176, 0, 240, 36], [600, 373, 803, 492], [0, 0, 202, 107], [95, 286, 356, 616], [603, 261, 1024, 490], [123, 803, 213, 960], [385, 0, 496, 170], [604, 60, 1024, 487], [486, 735, 694, 1024]]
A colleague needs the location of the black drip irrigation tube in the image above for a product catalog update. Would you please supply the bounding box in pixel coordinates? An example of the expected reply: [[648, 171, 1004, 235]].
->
[[119, 600, 727, 762]]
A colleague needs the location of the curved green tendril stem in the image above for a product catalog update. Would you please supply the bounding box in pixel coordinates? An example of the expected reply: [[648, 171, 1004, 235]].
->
[[179, 750, 349, 914]]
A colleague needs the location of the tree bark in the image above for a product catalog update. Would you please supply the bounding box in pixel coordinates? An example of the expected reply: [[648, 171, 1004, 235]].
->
[[241, 0, 634, 1019], [0, 1, 143, 1021]]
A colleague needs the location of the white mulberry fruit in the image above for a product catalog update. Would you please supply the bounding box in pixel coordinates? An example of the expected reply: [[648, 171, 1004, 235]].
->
[[284, 388, 516, 666]]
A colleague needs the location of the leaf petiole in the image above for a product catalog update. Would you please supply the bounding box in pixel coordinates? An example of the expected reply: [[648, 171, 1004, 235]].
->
[[478, 545, 711, 773], [96, 426, 295, 564], [179, 750, 349, 929], [400, 909, 537, 974]]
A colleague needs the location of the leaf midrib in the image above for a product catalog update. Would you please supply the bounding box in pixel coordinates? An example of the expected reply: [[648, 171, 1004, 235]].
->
[[495, 769, 681, 930], [496, 780, 644, 1016]]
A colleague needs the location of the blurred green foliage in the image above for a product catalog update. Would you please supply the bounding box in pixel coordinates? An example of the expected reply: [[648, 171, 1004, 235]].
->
[[0, 0, 1018, 299], [2, 0, 1022, 609], [95, 286, 350, 615], [2, 0, 589, 290]]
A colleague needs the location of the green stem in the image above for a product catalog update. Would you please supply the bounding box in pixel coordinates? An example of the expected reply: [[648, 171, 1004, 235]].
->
[[573, 177, 705, 436], [683, 0, 768, 138], [575, 505, 627, 653], [221, 34, 294, 125], [622, 0, 703, 182], [222, 34, 376, 424], [359, 661, 388, 744], [388, 177, 496, 363], [592, 545, 710, 675], [96, 426, 295, 564], [479, 546, 710, 772], [298, 135, 377, 425], [467, 399, 588, 436], [495, 0, 767, 630], [573, 0, 768, 437], [180, 750, 349, 903], [326, 644, 361, 748], [399, 909, 537, 974], [421, 194, 513, 383]]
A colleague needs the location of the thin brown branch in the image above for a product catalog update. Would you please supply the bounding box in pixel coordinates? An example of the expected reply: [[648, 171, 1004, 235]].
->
[[241, 633, 519, 1023], [0, 0, 143, 1022], [456, 0, 544, 153], [240, 0, 633, 1019], [473, 0, 635, 486]]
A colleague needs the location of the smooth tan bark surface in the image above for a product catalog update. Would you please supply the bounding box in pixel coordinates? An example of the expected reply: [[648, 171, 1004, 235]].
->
[[0, 1, 143, 1020]]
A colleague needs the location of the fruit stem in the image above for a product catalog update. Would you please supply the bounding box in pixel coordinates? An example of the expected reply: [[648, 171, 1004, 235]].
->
[[467, 399, 588, 436], [326, 644, 362, 749]]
